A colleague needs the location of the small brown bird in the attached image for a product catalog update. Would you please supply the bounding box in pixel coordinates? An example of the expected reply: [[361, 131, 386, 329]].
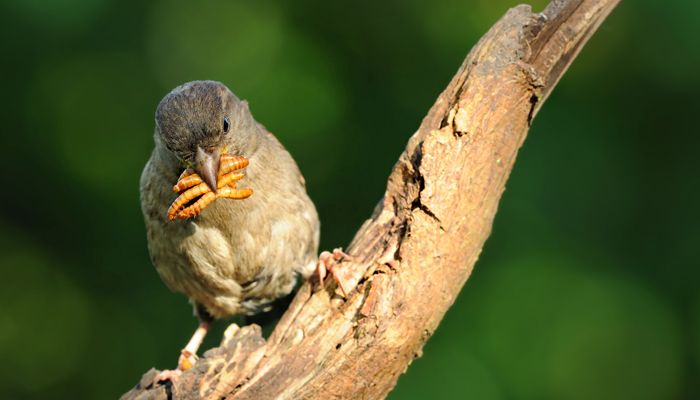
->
[[140, 80, 320, 374]]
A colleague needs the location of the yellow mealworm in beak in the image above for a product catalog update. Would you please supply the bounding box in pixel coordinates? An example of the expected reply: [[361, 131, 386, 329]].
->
[[167, 154, 252, 221]]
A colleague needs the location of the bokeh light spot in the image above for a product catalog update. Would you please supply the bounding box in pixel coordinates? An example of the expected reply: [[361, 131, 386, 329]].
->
[[5, 0, 109, 33], [28, 54, 154, 201], [147, 0, 284, 92], [0, 245, 91, 391], [466, 255, 682, 400]]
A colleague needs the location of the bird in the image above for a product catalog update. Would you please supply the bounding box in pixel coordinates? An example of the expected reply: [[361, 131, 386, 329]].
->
[[139, 80, 321, 376]]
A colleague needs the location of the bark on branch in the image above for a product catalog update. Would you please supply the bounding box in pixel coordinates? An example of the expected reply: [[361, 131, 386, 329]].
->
[[122, 0, 620, 398]]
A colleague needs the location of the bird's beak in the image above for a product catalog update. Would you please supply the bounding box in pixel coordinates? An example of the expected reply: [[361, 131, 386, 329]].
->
[[195, 147, 220, 193]]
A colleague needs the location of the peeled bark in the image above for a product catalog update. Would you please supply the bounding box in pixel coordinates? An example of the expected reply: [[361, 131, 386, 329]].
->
[[122, 0, 621, 398]]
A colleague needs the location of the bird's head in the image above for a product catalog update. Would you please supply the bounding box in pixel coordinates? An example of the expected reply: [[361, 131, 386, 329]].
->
[[155, 80, 258, 192]]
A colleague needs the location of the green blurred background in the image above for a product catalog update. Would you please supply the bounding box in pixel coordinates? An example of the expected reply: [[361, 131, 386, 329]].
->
[[1, 0, 698, 399]]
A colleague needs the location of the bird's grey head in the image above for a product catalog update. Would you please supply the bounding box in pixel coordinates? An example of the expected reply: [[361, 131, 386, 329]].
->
[[155, 80, 258, 191]]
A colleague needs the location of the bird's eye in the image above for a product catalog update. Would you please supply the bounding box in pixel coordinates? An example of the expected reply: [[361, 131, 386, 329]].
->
[[223, 116, 230, 133]]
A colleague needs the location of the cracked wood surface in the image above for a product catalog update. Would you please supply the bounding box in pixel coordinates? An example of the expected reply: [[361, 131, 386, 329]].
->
[[122, 0, 620, 399]]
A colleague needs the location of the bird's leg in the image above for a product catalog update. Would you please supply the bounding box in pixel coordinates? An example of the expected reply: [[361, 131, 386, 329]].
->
[[155, 321, 210, 383], [178, 321, 210, 370], [315, 248, 356, 297]]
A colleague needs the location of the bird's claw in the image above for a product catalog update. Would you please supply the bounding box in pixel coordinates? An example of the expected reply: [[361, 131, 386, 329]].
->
[[153, 348, 199, 383], [316, 248, 356, 297], [155, 368, 182, 383], [155, 321, 209, 383]]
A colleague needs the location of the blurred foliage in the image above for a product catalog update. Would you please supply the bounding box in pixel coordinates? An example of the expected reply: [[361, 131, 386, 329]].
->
[[0, 0, 698, 399]]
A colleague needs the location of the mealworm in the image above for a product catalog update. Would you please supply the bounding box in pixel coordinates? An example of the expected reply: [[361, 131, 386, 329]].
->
[[176, 192, 217, 220], [173, 174, 203, 193], [167, 182, 210, 220], [178, 168, 195, 180], [219, 155, 249, 176], [217, 186, 253, 200], [217, 171, 246, 188], [168, 154, 252, 220]]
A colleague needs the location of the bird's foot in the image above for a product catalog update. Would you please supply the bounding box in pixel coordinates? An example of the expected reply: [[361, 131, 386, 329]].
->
[[316, 248, 356, 297], [155, 368, 182, 383], [154, 349, 199, 383], [155, 322, 209, 383]]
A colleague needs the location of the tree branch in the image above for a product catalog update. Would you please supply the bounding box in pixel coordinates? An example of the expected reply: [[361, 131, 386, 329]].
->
[[122, 1, 620, 398]]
